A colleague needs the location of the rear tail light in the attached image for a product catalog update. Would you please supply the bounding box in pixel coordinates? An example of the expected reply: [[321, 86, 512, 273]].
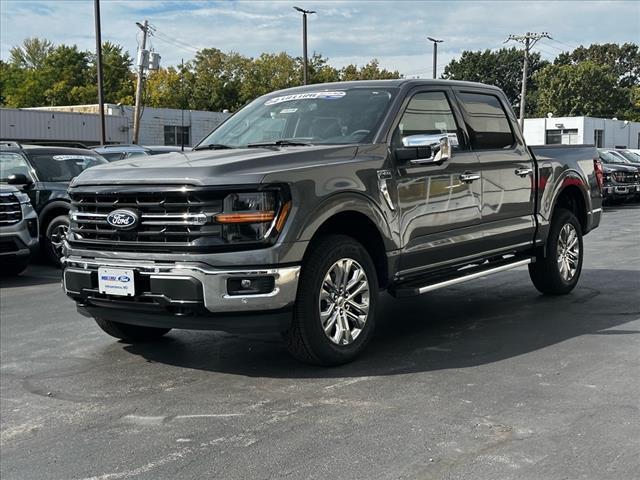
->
[[594, 159, 604, 192]]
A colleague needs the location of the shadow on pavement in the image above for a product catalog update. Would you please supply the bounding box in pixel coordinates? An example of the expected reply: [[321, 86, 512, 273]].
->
[[0, 263, 61, 288], [123, 268, 640, 379]]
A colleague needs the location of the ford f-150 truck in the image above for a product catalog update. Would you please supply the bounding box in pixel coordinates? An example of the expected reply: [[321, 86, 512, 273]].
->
[[62, 80, 602, 365]]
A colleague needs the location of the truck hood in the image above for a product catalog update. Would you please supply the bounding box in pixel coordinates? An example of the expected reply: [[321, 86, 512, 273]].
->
[[71, 145, 359, 187], [601, 162, 639, 173]]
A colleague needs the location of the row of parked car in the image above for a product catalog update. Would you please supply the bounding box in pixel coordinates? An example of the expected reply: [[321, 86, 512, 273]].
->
[[598, 148, 640, 203], [0, 141, 188, 275]]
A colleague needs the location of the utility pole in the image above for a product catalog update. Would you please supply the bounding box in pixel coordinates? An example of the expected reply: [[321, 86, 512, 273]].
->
[[133, 20, 150, 144], [294, 6, 316, 85], [180, 58, 185, 152], [427, 37, 443, 79], [94, 0, 106, 145], [506, 31, 551, 129]]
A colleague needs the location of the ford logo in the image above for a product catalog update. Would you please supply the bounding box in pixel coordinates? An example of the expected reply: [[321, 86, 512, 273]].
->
[[117, 275, 131, 282], [106, 209, 139, 230]]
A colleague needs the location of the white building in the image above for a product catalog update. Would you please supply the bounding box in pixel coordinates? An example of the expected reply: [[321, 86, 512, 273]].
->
[[523, 116, 640, 149], [0, 104, 230, 147]]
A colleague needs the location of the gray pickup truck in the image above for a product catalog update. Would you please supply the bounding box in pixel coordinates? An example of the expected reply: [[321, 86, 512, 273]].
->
[[62, 80, 603, 365]]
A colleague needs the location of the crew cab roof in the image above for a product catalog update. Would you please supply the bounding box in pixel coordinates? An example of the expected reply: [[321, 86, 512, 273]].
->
[[265, 79, 504, 96]]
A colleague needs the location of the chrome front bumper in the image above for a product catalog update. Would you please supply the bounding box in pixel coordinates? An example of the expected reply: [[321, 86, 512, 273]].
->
[[63, 255, 301, 313]]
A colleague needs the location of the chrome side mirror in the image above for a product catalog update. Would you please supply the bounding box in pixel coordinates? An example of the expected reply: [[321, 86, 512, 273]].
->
[[400, 134, 452, 165]]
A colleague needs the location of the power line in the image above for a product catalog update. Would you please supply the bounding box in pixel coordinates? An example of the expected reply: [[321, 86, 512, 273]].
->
[[506, 32, 552, 129]]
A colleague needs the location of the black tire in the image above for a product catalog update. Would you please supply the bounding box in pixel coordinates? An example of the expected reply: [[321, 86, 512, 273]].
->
[[44, 214, 69, 267], [529, 208, 583, 295], [1, 258, 29, 276], [94, 317, 171, 342], [283, 234, 379, 366]]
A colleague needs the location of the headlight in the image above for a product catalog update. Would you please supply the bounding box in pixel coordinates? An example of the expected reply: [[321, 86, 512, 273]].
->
[[215, 190, 291, 244], [15, 192, 31, 204]]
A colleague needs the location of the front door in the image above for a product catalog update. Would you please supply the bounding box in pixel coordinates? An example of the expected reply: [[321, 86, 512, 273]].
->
[[392, 89, 483, 276]]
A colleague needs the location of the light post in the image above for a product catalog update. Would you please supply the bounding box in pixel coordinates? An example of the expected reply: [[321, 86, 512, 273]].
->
[[427, 37, 443, 79], [294, 6, 316, 85]]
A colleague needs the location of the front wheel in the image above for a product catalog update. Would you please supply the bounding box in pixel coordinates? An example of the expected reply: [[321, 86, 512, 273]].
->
[[283, 235, 379, 366], [94, 317, 171, 342], [45, 214, 69, 267], [529, 208, 583, 295]]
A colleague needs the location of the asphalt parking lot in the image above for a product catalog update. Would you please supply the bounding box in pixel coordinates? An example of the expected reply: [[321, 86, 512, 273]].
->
[[1, 204, 639, 480]]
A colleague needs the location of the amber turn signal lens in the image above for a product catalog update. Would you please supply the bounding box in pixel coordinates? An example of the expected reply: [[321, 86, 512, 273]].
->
[[215, 211, 275, 224], [275, 201, 291, 232]]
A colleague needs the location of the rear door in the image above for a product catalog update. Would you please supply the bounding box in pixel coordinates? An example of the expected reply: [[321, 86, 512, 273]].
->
[[391, 87, 484, 274], [452, 89, 536, 252]]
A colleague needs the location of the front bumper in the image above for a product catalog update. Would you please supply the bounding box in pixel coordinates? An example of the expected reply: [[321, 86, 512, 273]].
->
[[63, 255, 300, 332], [602, 184, 640, 197], [0, 207, 39, 259]]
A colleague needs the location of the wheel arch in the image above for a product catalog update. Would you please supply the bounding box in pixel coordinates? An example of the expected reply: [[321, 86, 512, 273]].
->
[[298, 195, 394, 289], [39, 200, 70, 237]]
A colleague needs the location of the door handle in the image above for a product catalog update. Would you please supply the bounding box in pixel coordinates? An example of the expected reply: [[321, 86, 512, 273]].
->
[[459, 172, 480, 183], [515, 168, 533, 177]]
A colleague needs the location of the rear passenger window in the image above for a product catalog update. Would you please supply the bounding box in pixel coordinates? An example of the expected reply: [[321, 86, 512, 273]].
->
[[458, 92, 515, 150]]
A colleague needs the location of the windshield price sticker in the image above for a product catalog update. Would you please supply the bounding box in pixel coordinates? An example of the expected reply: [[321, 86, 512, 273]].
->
[[265, 91, 346, 105], [52, 155, 97, 162]]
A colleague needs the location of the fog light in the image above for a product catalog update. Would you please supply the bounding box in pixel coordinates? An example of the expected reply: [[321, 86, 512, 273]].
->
[[27, 219, 38, 237], [227, 276, 275, 296]]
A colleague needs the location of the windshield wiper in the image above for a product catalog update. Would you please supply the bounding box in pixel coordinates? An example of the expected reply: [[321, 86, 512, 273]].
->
[[246, 139, 313, 148], [193, 143, 235, 151]]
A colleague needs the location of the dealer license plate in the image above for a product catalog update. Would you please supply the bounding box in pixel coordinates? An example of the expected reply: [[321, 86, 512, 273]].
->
[[98, 267, 135, 297]]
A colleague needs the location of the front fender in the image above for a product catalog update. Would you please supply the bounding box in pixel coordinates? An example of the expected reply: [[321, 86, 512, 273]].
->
[[294, 191, 396, 250]]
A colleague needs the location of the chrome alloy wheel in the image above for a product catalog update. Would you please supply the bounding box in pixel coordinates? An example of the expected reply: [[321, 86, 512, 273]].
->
[[319, 258, 370, 346], [557, 223, 579, 282], [50, 223, 69, 259]]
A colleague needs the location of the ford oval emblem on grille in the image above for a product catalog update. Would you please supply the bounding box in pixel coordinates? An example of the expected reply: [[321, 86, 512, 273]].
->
[[106, 209, 139, 230]]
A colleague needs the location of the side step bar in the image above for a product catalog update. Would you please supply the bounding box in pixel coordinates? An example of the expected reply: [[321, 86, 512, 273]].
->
[[391, 257, 535, 297]]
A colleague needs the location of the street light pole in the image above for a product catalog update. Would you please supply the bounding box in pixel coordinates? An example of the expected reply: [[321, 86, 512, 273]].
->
[[427, 37, 443, 79], [294, 6, 316, 85], [94, 0, 106, 145]]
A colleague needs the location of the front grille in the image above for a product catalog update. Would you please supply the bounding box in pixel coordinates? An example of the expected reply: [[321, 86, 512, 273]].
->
[[611, 171, 639, 184], [0, 192, 22, 226], [69, 186, 226, 252]]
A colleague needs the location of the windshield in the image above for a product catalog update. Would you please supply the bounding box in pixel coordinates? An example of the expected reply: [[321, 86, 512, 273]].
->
[[599, 150, 627, 164], [198, 87, 398, 148], [617, 151, 640, 162], [28, 153, 107, 181]]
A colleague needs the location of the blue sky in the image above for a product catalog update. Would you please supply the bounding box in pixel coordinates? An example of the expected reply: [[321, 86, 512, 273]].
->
[[1, 0, 638, 77]]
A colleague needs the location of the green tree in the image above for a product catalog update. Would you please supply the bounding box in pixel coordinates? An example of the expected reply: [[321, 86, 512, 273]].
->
[[146, 66, 189, 109], [339, 59, 401, 81], [306, 53, 340, 84], [92, 42, 135, 104], [40, 44, 92, 105], [442, 47, 548, 113], [240, 52, 299, 103], [534, 61, 628, 118], [9, 37, 54, 69], [189, 48, 251, 111], [555, 43, 640, 88]]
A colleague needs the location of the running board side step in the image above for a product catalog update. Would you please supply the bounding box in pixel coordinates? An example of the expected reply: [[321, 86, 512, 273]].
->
[[390, 257, 535, 297]]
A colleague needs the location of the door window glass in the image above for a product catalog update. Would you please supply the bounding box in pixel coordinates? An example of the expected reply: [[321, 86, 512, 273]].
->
[[0, 152, 33, 181], [458, 92, 515, 150], [394, 91, 462, 148]]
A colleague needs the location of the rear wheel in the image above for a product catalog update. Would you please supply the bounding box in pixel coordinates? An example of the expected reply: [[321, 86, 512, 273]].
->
[[94, 317, 171, 342], [44, 215, 69, 267], [529, 208, 583, 295], [283, 235, 378, 366]]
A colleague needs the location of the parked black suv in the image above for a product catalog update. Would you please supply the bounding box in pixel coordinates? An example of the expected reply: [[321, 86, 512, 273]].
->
[[63, 80, 602, 365], [0, 143, 107, 265]]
